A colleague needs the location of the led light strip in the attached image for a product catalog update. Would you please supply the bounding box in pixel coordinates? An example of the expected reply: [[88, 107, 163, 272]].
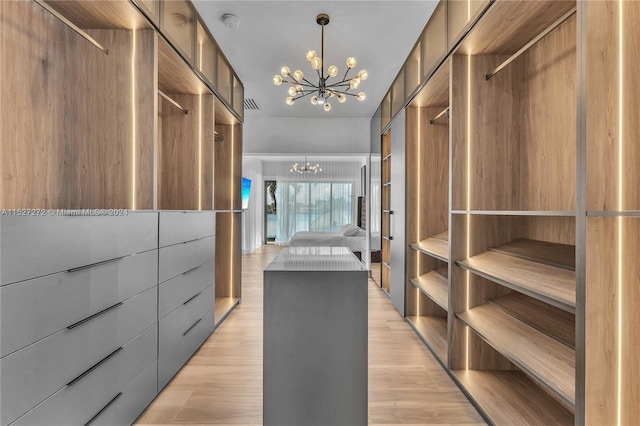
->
[[617, 0, 623, 423], [131, 30, 137, 210]]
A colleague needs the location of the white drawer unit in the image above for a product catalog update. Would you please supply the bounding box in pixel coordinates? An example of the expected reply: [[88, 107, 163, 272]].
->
[[89, 360, 158, 426], [12, 324, 157, 426], [158, 236, 215, 284], [0, 213, 158, 286], [158, 284, 215, 390], [0, 286, 157, 425], [158, 211, 215, 248], [0, 249, 158, 357], [159, 259, 215, 319]]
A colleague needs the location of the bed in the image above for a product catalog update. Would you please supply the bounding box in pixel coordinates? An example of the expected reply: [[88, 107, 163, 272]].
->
[[287, 224, 381, 261]]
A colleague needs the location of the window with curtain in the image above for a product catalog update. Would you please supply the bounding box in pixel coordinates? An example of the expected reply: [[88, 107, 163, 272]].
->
[[265, 160, 362, 245], [275, 181, 353, 244]]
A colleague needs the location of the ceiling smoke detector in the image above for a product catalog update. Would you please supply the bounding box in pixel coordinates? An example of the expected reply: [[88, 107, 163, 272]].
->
[[223, 13, 240, 29]]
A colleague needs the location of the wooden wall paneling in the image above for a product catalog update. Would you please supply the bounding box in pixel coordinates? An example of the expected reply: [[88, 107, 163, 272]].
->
[[213, 124, 233, 210], [157, 37, 206, 95], [215, 211, 242, 298], [585, 217, 640, 424], [159, 94, 208, 210], [232, 124, 243, 211], [0, 1, 156, 209], [450, 54, 520, 211], [517, 16, 576, 212], [518, 216, 576, 246], [411, 59, 450, 108], [587, 0, 640, 211], [201, 94, 214, 211]]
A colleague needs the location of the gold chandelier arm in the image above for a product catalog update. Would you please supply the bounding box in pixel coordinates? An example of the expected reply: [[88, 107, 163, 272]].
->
[[293, 91, 316, 100]]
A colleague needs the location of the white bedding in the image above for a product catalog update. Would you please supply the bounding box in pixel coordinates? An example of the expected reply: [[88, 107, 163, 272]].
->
[[287, 231, 380, 253]]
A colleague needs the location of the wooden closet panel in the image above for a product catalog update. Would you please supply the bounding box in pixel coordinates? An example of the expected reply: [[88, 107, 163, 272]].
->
[[450, 54, 521, 211], [586, 217, 640, 424], [215, 211, 241, 298], [517, 16, 576, 212], [159, 93, 211, 210], [587, 1, 640, 211], [231, 124, 243, 211], [201, 94, 214, 211], [213, 124, 233, 210], [0, 2, 155, 209]]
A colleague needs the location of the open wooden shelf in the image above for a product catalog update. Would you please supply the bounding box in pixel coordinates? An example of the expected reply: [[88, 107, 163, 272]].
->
[[410, 236, 449, 262], [457, 303, 575, 409], [453, 370, 574, 425], [457, 239, 575, 313], [409, 271, 448, 311], [432, 230, 448, 241], [406, 315, 447, 362], [215, 297, 239, 325], [490, 292, 575, 349], [489, 238, 575, 271]]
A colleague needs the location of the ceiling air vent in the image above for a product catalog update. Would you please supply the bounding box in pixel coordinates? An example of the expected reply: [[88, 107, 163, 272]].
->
[[244, 98, 260, 110]]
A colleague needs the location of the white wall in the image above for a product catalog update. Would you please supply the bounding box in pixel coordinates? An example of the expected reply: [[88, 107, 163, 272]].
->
[[242, 157, 264, 254], [243, 117, 371, 154]]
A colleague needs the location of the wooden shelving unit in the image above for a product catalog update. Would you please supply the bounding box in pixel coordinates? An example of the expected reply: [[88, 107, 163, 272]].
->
[[410, 236, 449, 263], [453, 370, 574, 425], [406, 315, 447, 361], [409, 270, 447, 310]]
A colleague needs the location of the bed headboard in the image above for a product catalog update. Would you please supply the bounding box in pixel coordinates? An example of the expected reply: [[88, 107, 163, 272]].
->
[[357, 196, 366, 230]]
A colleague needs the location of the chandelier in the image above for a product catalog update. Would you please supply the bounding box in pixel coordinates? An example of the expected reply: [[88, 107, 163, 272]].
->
[[290, 157, 322, 174], [273, 13, 368, 112]]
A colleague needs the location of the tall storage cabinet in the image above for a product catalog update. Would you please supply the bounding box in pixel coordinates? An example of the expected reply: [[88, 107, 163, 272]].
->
[[375, 0, 640, 424], [0, 0, 243, 424]]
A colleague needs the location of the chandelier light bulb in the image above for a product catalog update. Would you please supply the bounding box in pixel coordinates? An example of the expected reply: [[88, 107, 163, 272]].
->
[[349, 77, 361, 90], [327, 90, 335, 97], [310, 96, 318, 105], [306, 50, 317, 61], [286, 96, 295, 105], [288, 86, 297, 96], [311, 56, 322, 70], [358, 69, 368, 81], [293, 70, 304, 81], [328, 65, 338, 77], [338, 93, 347, 103], [346, 57, 357, 69], [324, 103, 331, 112], [273, 75, 283, 86], [295, 84, 303, 93], [356, 92, 366, 101], [281, 66, 290, 76]]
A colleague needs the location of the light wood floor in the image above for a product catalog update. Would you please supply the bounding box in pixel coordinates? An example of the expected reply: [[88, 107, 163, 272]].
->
[[137, 245, 484, 425]]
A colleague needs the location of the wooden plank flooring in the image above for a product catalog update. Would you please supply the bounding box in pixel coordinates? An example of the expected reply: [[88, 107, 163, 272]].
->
[[136, 245, 484, 425]]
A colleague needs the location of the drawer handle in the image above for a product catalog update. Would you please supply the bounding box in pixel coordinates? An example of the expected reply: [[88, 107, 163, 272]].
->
[[182, 237, 201, 244], [183, 318, 202, 336], [183, 265, 201, 276], [67, 256, 125, 273], [84, 392, 123, 426], [67, 302, 124, 329], [183, 292, 202, 306], [67, 347, 123, 387]]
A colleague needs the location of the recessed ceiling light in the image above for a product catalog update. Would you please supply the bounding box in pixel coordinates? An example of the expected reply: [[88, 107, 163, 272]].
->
[[223, 13, 240, 29]]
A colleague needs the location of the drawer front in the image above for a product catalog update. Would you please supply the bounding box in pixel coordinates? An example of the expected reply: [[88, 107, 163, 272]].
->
[[159, 259, 214, 319], [91, 360, 158, 426], [159, 211, 215, 247], [158, 285, 214, 390], [12, 324, 157, 426], [0, 286, 157, 426], [1, 212, 158, 286], [1, 249, 158, 357], [158, 236, 215, 283]]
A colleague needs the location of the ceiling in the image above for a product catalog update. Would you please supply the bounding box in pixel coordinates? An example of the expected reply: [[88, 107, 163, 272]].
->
[[193, 1, 439, 119]]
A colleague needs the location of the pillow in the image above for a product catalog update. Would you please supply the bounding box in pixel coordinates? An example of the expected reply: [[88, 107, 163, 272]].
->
[[341, 224, 361, 236]]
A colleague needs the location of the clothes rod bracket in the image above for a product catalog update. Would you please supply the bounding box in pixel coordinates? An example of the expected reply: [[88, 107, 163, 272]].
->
[[214, 131, 224, 142], [430, 107, 450, 125], [158, 90, 188, 114], [485, 6, 576, 80], [33, 0, 109, 55]]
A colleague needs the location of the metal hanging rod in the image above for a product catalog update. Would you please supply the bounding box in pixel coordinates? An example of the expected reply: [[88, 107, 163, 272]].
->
[[430, 107, 450, 125], [485, 6, 576, 80], [214, 131, 224, 142], [33, 0, 109, 55], [158, 90, 188, 114]]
